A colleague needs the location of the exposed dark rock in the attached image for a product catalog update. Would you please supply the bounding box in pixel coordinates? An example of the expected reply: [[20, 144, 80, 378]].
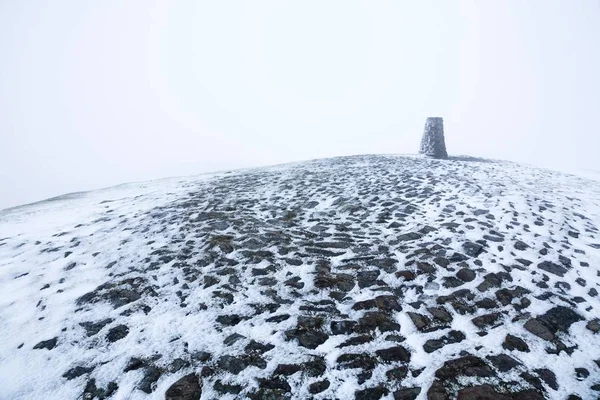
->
[[352, 295, 401, 312], [355, 385, 389, 400], [456, 268, 476, 282], [502, 334, 530, 352], [356, 312, 400, 333], [33, 337, 58, 350], [357, 270, 380, 288], [427, 307, 453, 323], [308, 380, 330, 394], [434, 355, 495, 379], [423, 330, 465, 353], [217, 355, 248, 374], [535, 368, 558, 390], [538, 261, 568, 277], [486, 354, 521, 372], [274, 364, 301, 376], [584, 318, 600, 333], [477, 272, 512, 292], [393, 387, 421, 400], [336, 353, 376, 370], [407, 312, 431, 331], [165, 374, 202, 400], [514, 241, 529, 251], [462, 242, 484, 257], [106, 325, 129, 342], [330, 320, 357, 335], [471, 312, 501, 329], [213, 380, 242, 395], [63, 365, 94, 380], [524, 318, 556, 341], [138, 366, 162, 393], [386, 366, 408, 380], [80, 319, 113, 337], [375, 346, 411, 362]]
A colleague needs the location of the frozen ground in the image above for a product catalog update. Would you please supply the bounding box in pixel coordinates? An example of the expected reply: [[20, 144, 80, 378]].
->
[[0, 154, 599, 400]]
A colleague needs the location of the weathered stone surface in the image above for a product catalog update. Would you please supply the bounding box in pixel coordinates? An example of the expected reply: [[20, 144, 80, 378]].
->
[[502, 334, 530, 352], [165, 374, 202, 400], [419, 117, 448, 159], [538, 261, 568, 277], [434, 356, 495, 379]]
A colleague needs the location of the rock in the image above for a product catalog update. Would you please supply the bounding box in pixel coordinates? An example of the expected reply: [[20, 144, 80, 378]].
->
[[586, 319, 600, 333], [352, 295, 401, 312], [357, 270, 380, 288], [165, 374, 202, 400], [245, 340, 275, 354], [502, 334, 530, 352], [375, 346, 411, 362], [63, 365, 94, 380], [514, 241, 529, 251], [330, 320, 357, 335], [274, 364, 301, 376], [338, 335, 373, 348], [213, 380, 242, 395], [538, 261, 568, 277], [427, 306, 453, 323], [456, 268, 476, 282], [456, 385, 512, 399], [217, 355, 247, 374], [471, 312, 501, 329], [398, 232, 423, 241], [297, 331, 329, 349], [355, 385, 389, 400], [443, 276, 465, 288], [356, 312, 400, 333], [538, 306, 584, 333], [524, 318, 556, 341], [535, 368, 558, 390], [224, 333, 245, 346], [308, 380, 330, 394], [33, 337, 58, 350], [257, 376, 291, 392], [79, 319, 113, 337], [434, 355, 495, 379], [393, 387, 421, 400], [302, 358, 327, 377], [495, 286, 529, 306], [138, 366, 162, 393], [216, 314, 243, 326], [486, 354, 521, 372], [106, 325, 129, 342], [82, 379, 118, 400], [475, 298, 498, 309], [575, 368, 589, 380], [477, 272, 512, 292], [336, 353, 377, 370], [386, 366, 408, 380], [419, 117, 448, 159], [407, 312, 431, 331], [423, 330, 465, 353], [462, 242, 484, 257], [395, 270, 416, 281]]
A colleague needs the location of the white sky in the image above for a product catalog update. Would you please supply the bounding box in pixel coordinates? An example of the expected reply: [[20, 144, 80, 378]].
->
[[1, 1, 599, 210]]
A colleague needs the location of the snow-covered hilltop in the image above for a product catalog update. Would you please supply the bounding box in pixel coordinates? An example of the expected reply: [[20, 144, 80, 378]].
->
[[1, 155, 600, 400]]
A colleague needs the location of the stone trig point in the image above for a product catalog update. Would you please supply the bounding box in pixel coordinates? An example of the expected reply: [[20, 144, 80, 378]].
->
[[419, 117, 448, 159]]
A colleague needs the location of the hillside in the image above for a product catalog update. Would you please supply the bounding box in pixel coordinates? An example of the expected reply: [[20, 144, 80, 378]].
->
[[1, 154, 599, 400]]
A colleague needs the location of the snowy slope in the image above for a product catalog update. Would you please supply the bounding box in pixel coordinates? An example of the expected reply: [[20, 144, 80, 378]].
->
[[0, 155, 599, 400]]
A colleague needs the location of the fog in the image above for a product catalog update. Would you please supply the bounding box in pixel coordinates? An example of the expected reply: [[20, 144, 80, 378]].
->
[[1, 1, 599, 210]]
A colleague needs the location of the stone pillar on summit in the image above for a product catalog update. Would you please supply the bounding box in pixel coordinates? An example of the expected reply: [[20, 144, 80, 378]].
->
[[419, 117, 448, 159]]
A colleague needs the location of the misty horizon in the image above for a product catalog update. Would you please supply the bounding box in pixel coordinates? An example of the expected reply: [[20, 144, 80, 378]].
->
[[2, 1, 600, 210]]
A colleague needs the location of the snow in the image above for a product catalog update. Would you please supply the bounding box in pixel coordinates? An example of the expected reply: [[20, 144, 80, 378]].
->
[[0, 154, 599, 399]]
